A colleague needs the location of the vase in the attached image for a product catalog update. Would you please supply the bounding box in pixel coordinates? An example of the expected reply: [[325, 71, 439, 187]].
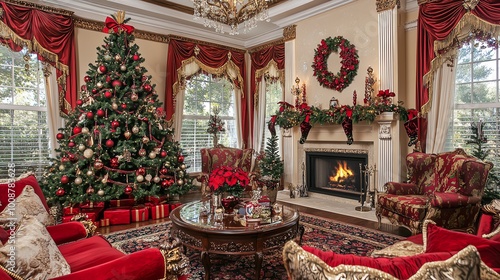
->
[[221, 194, 239, 213]]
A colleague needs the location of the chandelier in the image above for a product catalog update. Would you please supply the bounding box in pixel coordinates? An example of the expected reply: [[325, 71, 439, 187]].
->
[[192, 0, 271, 35]]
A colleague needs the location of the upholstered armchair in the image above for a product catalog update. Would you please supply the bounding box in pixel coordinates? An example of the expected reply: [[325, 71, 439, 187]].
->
[[198, 146, 255, 191], [0, 174, 188, 280], [376, 148, 493, 235]]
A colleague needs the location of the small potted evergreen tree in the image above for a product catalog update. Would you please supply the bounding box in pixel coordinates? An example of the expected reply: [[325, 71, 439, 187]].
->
[[257, 134, 284, 203]]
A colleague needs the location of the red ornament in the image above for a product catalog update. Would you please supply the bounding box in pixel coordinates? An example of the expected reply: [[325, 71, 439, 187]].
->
[[112, 80, 122, 88], [104, 91, 113, 99], [160, 150, 167, 158], [111, 120, 120, 128], [124, 185, 133, 195], [105, 139, 114, 148], [96, 109, 105, 117], [133, 54, 140, 61], [98, 65, 107, 74], [94, 159, 104, 170], [138, 148, 146, 156], [68, 140, 75, 148], [56, 188, 65, 197], [61, 175, 69, 184], [73, 126, 82, 135], [56, 133, 65, 140], [86, 112, 94, 119], [76, 99, 83, 106], [106, 76, 112, 83], [61, 157, 69, 163], [143, 84, 152, 92], [68, 154, 77, 162], [136, 167, 146, 176], [84, 75, 91, 82], [92, 88, 98, 94], [178, 155, 185, 163], [121, 103, 127, 109], [110, 157, 119, 168], [159, 167, 168, 175], [161, 179, 171, 188]]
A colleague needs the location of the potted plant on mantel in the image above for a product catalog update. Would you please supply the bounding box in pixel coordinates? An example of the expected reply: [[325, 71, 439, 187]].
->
[[257, 134, 284, 203]]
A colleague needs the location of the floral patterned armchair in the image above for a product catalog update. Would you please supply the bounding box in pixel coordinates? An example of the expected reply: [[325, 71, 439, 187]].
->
[[198, 146, 254, 191], [376, 148, 493, 235]]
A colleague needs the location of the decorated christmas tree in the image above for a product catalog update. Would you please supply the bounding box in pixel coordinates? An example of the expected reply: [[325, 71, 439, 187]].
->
[[258, 134, 284, 185], [41, 11, 192, 206]]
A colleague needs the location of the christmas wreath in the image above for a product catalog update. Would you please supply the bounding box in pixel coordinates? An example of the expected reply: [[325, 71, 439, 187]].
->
[[312, 36, 359, 92]]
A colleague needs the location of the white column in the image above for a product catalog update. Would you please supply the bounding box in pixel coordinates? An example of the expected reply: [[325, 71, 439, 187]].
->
[[283, 34, 296, 188], [377, 7, 398, 90], [377, 112, 394, 191]]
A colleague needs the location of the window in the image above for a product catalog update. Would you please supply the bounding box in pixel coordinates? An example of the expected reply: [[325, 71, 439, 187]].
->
[[0, 46, 50, 178], [180, 73, 237, 172], [261, 79, 282, 152], [447, 37, 500, 192]]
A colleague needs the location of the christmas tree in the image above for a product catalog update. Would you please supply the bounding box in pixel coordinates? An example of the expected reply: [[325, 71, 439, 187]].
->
[[465, 121, 500, 204], [258, 134, 284, 185], [41, 11, 192, 206], [206, 106, 225, 147]]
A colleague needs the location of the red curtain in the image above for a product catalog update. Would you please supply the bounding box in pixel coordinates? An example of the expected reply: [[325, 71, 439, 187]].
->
[[165, 39, 248, 146], [0, 1, 77, 115], [416, 0, 500, 151], [249, 43, 285, 143]]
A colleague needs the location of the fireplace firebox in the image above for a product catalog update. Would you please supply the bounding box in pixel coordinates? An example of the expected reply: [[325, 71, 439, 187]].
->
[[306, 150, 368, 201]]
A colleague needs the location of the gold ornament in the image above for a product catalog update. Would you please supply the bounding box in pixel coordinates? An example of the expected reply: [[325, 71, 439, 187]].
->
[[83, 148, 94, 159], [74, 177, 83, 185], [124, 130, 132, 139], [97, 189, 105, 196], [78, 144, 86, 151], [142, 136, 150, 144], [132, 125, 140, 134]]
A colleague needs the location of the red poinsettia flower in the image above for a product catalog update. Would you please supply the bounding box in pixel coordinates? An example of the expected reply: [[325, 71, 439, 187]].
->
[[208, 166, 249, 195]]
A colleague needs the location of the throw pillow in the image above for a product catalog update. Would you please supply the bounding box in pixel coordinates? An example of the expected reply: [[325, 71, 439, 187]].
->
[[0, 185, 54, 227], [423, 220, 500, 270], [0, 216, 71, 279], [284, 241, 482, 280], [370, 240, 424, 257]]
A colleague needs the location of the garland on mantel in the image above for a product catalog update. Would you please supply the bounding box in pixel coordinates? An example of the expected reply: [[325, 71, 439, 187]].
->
[[269, 90, 419, 146]]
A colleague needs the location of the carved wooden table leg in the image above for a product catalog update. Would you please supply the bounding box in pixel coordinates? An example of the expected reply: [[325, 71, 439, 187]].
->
[[254, 251, 263, 280], [201, 251, 210, 280]]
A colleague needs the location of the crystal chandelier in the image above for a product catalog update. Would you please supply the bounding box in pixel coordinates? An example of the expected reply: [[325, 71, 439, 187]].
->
[[192, 0, 271, 35]]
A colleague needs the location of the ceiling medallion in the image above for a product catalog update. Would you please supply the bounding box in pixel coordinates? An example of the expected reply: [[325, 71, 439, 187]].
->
[[192, 0, 271, 35]]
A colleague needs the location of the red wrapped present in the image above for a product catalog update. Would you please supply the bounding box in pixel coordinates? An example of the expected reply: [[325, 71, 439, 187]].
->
[[80, 207, 105, 222], [151, 204, 169, 220], [131, 206, 149, 222], [258, 196, 271, 207], [63, 206, 80, 216], [145, 195, 167, 205], [169, 203, 182, 211], [80, 201, 105, 209], [62, 215, 76, 223], [104, 207, 131, 225], [100, 218, 110, 227], [109, 198, 135, 207]]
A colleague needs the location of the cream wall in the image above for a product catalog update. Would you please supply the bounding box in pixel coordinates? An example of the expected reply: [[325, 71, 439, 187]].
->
[[74, 28, 168, 104]]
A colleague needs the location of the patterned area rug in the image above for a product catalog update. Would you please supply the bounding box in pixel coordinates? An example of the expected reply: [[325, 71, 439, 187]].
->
[[105, 213, 404, 280]]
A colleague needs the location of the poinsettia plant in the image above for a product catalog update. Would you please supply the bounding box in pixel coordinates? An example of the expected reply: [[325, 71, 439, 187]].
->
[[208, 166, 249, 196]]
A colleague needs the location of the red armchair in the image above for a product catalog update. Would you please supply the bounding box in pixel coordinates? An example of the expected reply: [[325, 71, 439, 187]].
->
[[0, 174, 188, 280], [376, 148, 493, 235]]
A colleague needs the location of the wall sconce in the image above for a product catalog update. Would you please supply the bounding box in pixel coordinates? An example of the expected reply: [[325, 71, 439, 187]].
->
[[291, 77, 307, 108]]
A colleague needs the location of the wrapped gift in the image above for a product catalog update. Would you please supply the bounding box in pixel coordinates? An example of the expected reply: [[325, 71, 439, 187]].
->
[[80, 201, 105, 209], [62, 215, 76, 223], [104, 207, 131, 225], [81, 207, 105, 222], [109, 198, 135, 207], [131, 206, 149, 222], [169, 203, 182, 211], [151, 204, 169, 220], [100, 218, 110, 227], [258, 196, 271, 207], [63, 206, 80, 216], [145, 195, 167, 205]]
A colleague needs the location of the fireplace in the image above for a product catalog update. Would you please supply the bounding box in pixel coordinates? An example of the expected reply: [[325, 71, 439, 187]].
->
[[305, 150, 368, 201]]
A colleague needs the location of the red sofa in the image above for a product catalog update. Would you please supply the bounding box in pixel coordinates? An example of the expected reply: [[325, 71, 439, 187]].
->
[[0, 174, 188, 280], [283, 212, 500, 280]]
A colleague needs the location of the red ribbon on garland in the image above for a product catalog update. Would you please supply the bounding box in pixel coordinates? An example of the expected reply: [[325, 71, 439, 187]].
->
[[103, 16, 135, 34]]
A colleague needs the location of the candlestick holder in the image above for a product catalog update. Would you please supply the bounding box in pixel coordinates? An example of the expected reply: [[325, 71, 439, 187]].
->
[[291, 77, 306, 108]]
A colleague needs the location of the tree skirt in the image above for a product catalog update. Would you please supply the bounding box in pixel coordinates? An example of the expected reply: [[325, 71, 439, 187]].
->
[[106, 213, 404, 280]]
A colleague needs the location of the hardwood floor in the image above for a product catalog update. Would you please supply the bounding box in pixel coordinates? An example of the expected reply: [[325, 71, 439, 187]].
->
[[97, 190, 411, 237]]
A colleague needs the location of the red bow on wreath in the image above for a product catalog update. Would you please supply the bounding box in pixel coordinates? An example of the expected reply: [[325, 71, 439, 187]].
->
[[103, 16, 135, 34]]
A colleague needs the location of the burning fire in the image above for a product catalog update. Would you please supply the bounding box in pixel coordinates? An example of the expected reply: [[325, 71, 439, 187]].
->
[[329, 161, 354, 182]]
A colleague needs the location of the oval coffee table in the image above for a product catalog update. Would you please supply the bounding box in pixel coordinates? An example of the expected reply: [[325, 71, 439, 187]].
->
[[170, 201, 302, 280]]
